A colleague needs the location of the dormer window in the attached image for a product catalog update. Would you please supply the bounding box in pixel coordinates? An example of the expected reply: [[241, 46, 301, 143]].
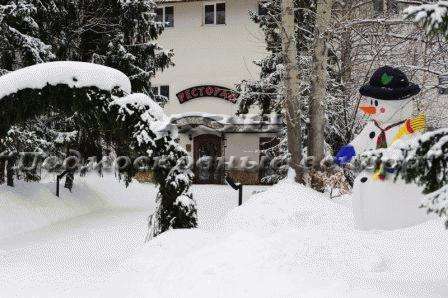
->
[[204, 2, 226, 25], [156, 6, 174, 27]]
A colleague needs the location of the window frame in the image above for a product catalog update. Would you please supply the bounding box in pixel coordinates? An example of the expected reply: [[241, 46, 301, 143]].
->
[[152, 85, 170, 101], [203, 2, 226, 26], [156, 5, 174, 28], [160, 85, 170, 98]]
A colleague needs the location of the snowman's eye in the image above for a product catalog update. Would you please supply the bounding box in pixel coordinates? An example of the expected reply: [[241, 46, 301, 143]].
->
[[370, 99, 373, 105], [374, 100, 379, 107]]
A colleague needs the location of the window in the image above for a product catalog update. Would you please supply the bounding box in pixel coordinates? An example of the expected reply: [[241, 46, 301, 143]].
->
[[160, 85, 170, 98], [258, 3, 268, 16], [152, 85, 170, 101], [155, 8, 163, 22], [205, 5, 215, 24], [204, 2, 226, 25], [165, 7, 174, 27], [156, 6, 174, 27]]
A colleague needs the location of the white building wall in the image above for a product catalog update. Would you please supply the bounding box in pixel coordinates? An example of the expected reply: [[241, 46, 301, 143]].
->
[[178, 133, 190, 151], [153, 0, 266, 116]]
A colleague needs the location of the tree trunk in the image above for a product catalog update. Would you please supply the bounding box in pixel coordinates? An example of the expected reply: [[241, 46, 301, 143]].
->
[[281, 0, 304, 184], [309, 0, 333, 167], [6, 156, 14, 187], [65, 170, 74, 192], [339, 0, 354, 144], [0, 160, 5, 185], [308, 0, 333, 191]]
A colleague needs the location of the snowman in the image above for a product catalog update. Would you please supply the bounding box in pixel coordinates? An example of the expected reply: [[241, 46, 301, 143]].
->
[[335, 66, 430, 230]]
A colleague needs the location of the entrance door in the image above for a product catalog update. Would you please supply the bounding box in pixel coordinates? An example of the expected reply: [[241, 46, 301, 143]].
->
[[193, 134, 222, 184]]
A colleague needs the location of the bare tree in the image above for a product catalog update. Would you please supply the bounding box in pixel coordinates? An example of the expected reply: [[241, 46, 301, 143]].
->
[[308, 0, 334, 191], [0, 160, 4, 185], [281, 0, 304, 183]]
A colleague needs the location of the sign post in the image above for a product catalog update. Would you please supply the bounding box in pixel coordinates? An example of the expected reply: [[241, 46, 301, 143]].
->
[[56, 170, 70, 197], [225, 175, 243, 206]]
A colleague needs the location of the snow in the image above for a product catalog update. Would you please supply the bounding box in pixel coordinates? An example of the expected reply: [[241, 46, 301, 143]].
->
[[111, 93, 166, 122], [0, 61, 132, 99], [353, 172, 432, 230], [0, 174, 154, 241], [99, 180, 448, 298], [169, 112, 282, 125], [404, 2, 448, 35], [1, 176, 448, 297], [110, 93, 175, 138]]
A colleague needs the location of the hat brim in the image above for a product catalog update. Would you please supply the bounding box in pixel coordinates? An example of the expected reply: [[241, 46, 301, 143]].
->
[[359, 83, 420, 100]]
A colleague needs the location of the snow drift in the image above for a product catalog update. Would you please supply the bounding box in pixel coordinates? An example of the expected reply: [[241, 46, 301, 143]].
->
[[0, 174, 154, 241], [0, 61, 132, 99], [1, 175, 448, 297], [99, 179, 448, 298]]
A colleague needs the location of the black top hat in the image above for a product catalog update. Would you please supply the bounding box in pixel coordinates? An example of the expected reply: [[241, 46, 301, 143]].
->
[[359, 66, 420, 100]]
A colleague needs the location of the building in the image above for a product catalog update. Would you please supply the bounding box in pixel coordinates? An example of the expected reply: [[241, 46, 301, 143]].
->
[[153, 0, 281, 184]]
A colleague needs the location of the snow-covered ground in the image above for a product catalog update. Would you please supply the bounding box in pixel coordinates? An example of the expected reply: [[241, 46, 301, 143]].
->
[[0, 175, 153, 240], [1, 175, 448, 297]]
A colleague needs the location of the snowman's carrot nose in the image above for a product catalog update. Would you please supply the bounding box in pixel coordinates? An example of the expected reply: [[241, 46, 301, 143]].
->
[[359, 105, 376, 115]]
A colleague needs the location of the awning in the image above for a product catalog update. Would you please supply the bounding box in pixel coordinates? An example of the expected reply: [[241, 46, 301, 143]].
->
[[169, 113, 283, 133]]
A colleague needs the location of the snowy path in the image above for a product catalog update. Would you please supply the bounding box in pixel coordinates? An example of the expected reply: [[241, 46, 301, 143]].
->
[[0, 209, 150, 297], [0, 179, 269, 297]]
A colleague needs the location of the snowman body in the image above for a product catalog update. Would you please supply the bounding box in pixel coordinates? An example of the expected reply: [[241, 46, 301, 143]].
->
[[353, 171, 428, 230], [343, 98, 431, 230]]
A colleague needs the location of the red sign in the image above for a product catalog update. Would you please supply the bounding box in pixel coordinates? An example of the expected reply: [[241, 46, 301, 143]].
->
[[176, 85, 240, 104]]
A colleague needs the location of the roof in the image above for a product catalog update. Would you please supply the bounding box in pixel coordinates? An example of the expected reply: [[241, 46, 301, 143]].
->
[[168, 112, 283, 134], [156, 0, 207, 3]]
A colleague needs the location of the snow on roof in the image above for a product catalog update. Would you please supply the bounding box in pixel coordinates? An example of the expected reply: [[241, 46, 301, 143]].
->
[[0, 61, 132, 100], [169, 112, 283, 126], [156, 0, 205, 3], [167, 112, 283, 134]]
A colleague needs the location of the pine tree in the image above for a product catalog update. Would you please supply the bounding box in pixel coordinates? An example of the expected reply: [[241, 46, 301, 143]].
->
[[72, 0, 173, 94], [404, 1, 448, 38], [1, 114, 77, 182], [0, 0, 55, 72], [0, 66, 198, 235], [0, 0, 174, 183], [1, 0, 173, 92]]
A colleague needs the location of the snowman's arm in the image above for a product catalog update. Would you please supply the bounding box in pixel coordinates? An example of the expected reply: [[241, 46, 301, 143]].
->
[[335, 123, 376, 165]]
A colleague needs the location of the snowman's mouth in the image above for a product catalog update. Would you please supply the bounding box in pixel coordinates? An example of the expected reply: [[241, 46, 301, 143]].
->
[[359, 105, 376, 115]]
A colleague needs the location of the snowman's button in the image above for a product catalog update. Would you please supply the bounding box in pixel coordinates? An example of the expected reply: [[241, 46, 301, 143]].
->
[[360, 177, 368, 183], [369, 132, 376, 139]]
